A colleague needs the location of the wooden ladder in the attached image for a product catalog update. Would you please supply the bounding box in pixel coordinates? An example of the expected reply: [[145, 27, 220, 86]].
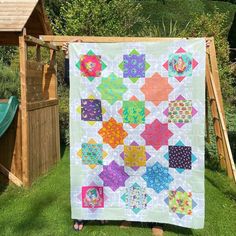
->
[[206, 37, 236, 183]]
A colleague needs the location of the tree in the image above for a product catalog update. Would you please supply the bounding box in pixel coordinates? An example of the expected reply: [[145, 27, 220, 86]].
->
[[0, 46, 17, 65], [48, 0, 147, 36]]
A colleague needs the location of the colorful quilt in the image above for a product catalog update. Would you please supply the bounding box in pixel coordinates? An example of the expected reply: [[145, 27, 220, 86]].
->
[[70, 39, 205, 229]]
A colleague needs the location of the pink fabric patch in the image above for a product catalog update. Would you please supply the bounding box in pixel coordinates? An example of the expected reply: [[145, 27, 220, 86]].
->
[[80, 55, 102, 77], [82, 186, 104, 208]]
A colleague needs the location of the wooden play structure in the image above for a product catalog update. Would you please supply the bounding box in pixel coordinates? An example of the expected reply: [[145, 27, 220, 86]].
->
[[0, 1, 235, 186], [0, 0, 60, 186]]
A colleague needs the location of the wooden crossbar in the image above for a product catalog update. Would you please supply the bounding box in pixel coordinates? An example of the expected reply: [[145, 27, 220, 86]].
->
[[0, 163, 23, 187], [24, 35, 59, 51]]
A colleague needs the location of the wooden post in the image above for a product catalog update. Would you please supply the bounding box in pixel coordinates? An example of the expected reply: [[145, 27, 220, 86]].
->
[[205, 84, 210, 143], [19, 28, 30, 186], [36, 45, 41, 62], [206, 40, 236, 182], [208, 38, 226, 123], [206, 53, 226, 169], [0, 163, 23, 187], [208, 38, 230, 170], [207, 59, 236, 181]]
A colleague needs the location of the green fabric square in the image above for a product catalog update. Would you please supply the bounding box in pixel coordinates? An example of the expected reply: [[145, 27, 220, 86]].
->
[[82, 143, 103, 165], [169, 190, 192, 215], [123, 101, 145, 124]]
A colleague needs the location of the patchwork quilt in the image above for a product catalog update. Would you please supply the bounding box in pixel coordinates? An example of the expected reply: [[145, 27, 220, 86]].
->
[[70, 39, 205, 229]]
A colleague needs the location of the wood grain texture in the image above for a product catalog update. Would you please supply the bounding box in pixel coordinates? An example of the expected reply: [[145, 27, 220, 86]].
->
[[0, 1, 37, 31], [27, 105, 60, 183], [206, 54, 226, 169], [0, 0, 52, 45], [19, 31, 30, 186], [40, 35, 212, 46]]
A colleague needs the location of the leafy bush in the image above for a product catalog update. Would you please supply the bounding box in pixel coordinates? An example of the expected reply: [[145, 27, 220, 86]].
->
[[58, 84, 70, 145], [138, 19, 190, 37], [0, 61, 20, 98], [139, 0, 236, 31], [0, 46, 17, 66], [185, 10, 236, 103], [49, 0, 148, 36]]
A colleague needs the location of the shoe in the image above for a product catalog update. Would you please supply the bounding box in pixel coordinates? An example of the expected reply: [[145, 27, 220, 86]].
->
[[152, 225, 164, 236], [73, 220, 84, 232], [120, 221, 132, 228]]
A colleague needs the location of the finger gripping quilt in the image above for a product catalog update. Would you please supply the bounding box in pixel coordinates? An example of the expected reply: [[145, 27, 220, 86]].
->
[[70, 39, 205, 229]]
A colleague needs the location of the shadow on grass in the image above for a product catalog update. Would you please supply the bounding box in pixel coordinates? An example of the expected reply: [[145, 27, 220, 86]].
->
[[60, 142, 67, 159], [11, 192, 59, 235], [0, 172, 9, 195], [204, 130, 236, 201], [164, 223, 193, 235], [205, 170, 236, 201], [86, 221, 193, 235]]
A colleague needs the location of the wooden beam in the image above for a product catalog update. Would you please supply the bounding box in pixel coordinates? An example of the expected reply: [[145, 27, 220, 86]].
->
[[205, 85, 210, 143], [36, 44, 41, 62], [27, 99, 58, 111], [36, 0, 53, 35], [206, 53, 226, 169], [0, 163, 23, 187], [40, 35, 211, 46], [19, 28, 30, 187], [208, 37, 226, 123], [24, 35, 59, 51], [208, 60, 236, 182]]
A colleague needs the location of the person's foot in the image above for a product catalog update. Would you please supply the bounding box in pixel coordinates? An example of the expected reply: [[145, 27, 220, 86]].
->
[[152, 225, 164, 236], [120, 221, 132, 228], [100, 220, 108, 224], [73, 220, 84, 231]]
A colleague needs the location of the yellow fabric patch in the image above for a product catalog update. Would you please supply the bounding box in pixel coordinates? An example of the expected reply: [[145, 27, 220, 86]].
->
[[124, 145, 146, 167]]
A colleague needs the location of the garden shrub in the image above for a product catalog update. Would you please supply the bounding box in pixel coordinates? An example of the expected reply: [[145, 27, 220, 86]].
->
[[185, 10, 236, 103], [185, 10, 236, 168], [58, 84, 70, 145], [0, 46, 17, 66], [49, 0, 148, 36], [0, 61, 20, 98], [139, 10, 235, 103], [139, 0, 236, 31]]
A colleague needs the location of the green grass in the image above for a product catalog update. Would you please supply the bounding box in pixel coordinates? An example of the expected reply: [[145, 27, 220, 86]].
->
[[0, 147, 236, 236]]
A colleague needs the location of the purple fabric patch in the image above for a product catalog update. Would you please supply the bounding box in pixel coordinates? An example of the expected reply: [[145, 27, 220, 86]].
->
[[99, 160, 129, 191], [81, 99, 102, 121], [123, 54, 145, 78], [169, 146, 192, 169]]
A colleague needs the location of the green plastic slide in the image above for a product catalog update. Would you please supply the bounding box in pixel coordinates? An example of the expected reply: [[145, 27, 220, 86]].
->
[[0, 96, 19, 138]]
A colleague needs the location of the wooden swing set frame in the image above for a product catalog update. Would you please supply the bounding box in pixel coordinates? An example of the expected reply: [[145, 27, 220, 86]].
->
[[41, 35, 236, 182], [1, 34, 235, 186]]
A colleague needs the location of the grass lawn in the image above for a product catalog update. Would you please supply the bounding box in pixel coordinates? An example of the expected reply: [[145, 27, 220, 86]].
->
[[0, 146, 236, 236]]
